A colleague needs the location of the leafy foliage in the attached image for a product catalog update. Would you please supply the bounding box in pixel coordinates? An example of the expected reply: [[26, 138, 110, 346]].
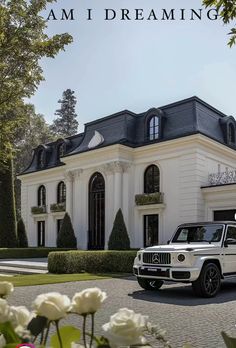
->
[[108, 209, 130, 250], [48, 250, 136, 273], [50, 89, 78, 137], [14, 104, 54, 174], [50, 325, 81, 348], [221, 331, 236, 348], [0, 157, 18, 247], [57, 213, 77, 248], [17, 217, 28, 247], [0, 0, 73, 163], [202, 0, 236, 46], [135, 192, 164, 205]]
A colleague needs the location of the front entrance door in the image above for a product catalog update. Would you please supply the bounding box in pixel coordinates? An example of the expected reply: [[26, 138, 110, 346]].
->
[[144, 214, 159, 247], [88, 172, 105, 250]]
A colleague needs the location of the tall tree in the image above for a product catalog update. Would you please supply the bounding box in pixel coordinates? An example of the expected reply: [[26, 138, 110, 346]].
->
[[0, 157, 18, 247], [0, 0, 73, 165], [14, 104, 54, 174], [0, 0, 72, 245], [14, 104, 54, 218], [50, 89, 78, 137], [202, 0, 236, 46]]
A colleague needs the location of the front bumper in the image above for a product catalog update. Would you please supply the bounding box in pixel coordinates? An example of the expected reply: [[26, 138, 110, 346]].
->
[[133, 265, 200, 282]]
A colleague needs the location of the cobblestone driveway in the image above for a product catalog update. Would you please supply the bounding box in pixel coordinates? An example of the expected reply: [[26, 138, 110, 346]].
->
[[8, 276, 236, 348]]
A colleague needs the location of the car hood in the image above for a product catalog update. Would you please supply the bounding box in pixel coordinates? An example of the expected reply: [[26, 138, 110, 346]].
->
[[143, 243, 220, 252]]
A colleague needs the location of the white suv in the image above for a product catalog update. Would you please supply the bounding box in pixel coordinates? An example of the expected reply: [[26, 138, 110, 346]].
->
[[133, 222, 236, 297]]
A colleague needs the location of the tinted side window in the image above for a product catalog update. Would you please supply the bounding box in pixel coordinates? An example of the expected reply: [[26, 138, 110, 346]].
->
[[226, 226, 236, 240]]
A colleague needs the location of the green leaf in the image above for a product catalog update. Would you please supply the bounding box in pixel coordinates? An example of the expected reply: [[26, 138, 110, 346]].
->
[[27, 315, 47, 336], [0, 322, 21, 343], [222, 331, 236, 348], [5, 344, 21, 348], [50, 326, 81, 348]]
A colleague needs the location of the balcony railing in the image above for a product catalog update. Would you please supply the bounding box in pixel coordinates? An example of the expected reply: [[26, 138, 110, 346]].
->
[[135, 192, 164, 206], [50, 202, 66, 212], [208, 170, 236, 186], [31, 206, 47, 214]]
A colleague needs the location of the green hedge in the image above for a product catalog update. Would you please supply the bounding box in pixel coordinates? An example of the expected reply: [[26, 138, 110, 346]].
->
[[0, 248, 76, 259], [48, 250, 137, 274]]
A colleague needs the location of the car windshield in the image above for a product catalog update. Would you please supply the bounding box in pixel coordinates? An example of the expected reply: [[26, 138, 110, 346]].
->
[[172, 224, 224, 243]]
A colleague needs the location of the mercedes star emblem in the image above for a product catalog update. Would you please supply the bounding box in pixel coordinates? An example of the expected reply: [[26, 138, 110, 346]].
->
[[152, 253, 160, 264]]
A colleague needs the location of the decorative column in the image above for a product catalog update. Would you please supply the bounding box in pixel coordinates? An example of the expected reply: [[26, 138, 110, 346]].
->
[[113, 161, 123, 215], [65, 171, 74, 220]]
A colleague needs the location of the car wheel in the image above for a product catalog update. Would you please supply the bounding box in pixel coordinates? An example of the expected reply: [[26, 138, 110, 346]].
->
[[192, 263, 221, 298], [137, 277, 164, 290]]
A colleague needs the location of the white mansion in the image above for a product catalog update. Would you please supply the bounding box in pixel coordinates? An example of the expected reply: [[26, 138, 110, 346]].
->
[[19, 96, 236, 249]]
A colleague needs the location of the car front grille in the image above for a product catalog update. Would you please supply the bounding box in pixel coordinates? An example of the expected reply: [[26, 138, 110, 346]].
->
[[143, 252, 171, 265]]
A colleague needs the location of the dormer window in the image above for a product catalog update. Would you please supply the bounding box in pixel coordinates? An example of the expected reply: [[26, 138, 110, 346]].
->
[[229, 123, 235, 144], [38, 150, 45, 169], [58, 143, 65, 158], [148, 116, 159, 141], [145, 108, 165, 142]]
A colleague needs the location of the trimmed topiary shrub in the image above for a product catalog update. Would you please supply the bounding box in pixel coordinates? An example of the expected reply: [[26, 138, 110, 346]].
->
[[17, 218, 28, 247], [108, 209, 130, 250], [48, 250, 137, 274], [57, 212, 77, 248]]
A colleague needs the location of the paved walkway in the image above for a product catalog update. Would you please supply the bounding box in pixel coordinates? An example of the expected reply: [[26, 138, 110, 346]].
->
[[0, 258, 48, 274], [7, 276, 236, 347]]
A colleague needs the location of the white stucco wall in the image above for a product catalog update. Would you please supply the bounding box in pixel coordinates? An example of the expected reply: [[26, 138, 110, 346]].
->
[[19, 134, 236, 248]]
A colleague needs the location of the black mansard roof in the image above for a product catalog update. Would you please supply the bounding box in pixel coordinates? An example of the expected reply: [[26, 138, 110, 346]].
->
[[20, 96, 236, 175]]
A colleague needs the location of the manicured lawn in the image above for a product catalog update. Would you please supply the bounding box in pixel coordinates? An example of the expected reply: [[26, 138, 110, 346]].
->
[[0, 273, 129, 287]]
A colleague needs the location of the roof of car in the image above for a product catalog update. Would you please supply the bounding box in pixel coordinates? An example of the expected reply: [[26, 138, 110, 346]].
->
[[179, 221, 236, 226]]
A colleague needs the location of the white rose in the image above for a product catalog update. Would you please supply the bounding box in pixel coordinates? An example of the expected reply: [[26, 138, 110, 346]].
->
[[10, 306, 34, 335], [0, 282, 14, 298], [33, 292, 71, 321], [71, 287, 107, 315], [0, 299, 11, 323], [0, 334, 6, 348], [102, 308, 148, 348]]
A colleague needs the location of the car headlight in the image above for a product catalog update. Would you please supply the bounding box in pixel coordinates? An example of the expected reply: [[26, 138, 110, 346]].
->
[[177, 254, 185, 262]]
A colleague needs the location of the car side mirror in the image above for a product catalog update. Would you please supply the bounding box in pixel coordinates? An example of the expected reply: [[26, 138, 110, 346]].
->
[[224, 238, 236, 247], [167, 240, 170, 245]]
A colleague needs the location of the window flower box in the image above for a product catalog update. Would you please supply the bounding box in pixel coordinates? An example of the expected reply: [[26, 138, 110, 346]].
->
[[50, 202, 66, 212], [135, 192, 164, 205], [31, 206, 47, 214]]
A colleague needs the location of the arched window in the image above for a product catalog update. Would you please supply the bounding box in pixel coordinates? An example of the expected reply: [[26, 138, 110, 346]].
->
[[148, 116, 159, 141], [38, 150, 45, 169], [144, 165, 160, 193], [229, 123, 235, 144], [57, 181, 66, 204], [38, 185, 46, 206], [88, 172, 105, 250]]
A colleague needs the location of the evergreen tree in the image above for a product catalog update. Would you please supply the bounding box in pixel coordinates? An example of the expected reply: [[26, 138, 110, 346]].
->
[[50, 89, 78, 137], [108, 209, 130, 250], [17, 218, 28, 247], [57, 213, 77, 248], [0, 157, 18, 247]]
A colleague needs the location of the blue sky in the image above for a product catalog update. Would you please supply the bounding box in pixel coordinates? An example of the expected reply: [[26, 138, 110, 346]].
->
[[30, 0, 236, 132]]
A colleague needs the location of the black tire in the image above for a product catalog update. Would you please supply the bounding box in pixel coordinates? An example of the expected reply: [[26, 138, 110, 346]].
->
[[192, 263, 221, 298], [137, 277, 164, 290]]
